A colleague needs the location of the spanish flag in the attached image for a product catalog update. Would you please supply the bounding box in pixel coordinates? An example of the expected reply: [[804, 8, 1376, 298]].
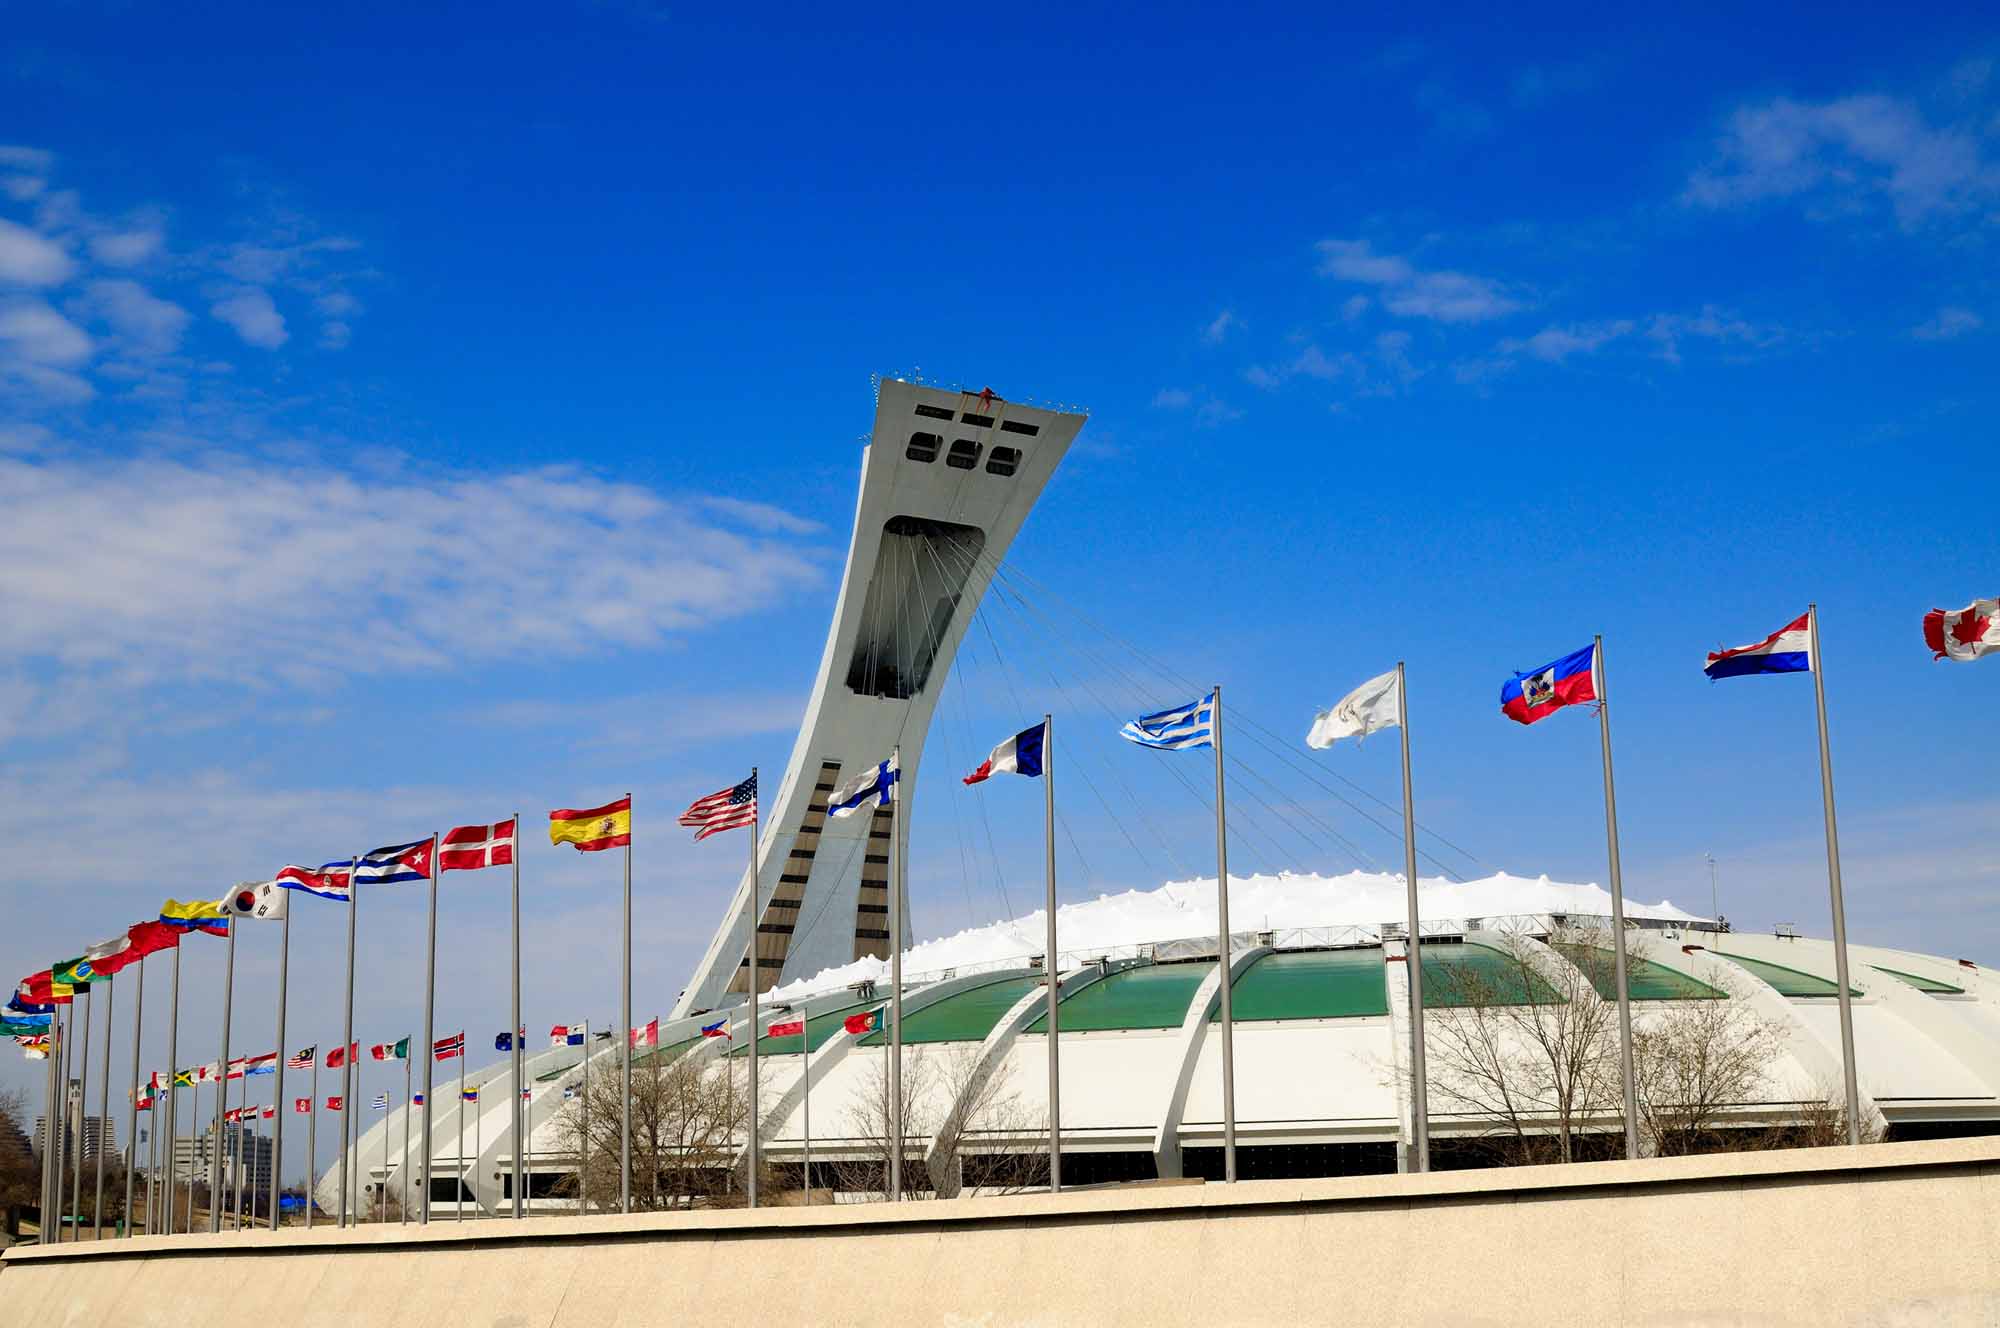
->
[[160, 898, 230, 936], [550, 796, 631, 853]]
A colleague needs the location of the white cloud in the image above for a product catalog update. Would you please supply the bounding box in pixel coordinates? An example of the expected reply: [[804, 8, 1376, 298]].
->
[[72, 278, 189, 356], [0, 216, 74, 286], [1911, 306, 1982, 340], [1194, 399, 1243, 427], [0, 146, 54, 172], [698, 494, 824, 535], [1685, 91, 1999, 226], [1316, 238, 1522, 323], [1644, 307, 1777, 363], [89, 227, 164, 267], [1151, 387, 1193, 409], [211, 286, 287, 348], [318, 319, 351, 350], [0, 297, 92, 366], [1202, 310, 1241, 344], [1496, 318, 1636, 363], [0, 449, 824, 690]]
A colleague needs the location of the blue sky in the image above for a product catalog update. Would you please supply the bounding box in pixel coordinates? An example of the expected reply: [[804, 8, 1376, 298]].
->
[[2, 6, 1997, 1164]]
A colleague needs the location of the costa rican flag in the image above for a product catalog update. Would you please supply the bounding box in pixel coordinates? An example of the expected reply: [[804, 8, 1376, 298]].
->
[[1704, 613, 1812, 680], [355, 840, 435, 886], [441, 819, 516, 872], [964, 720, 1047, 784], [274, 862, 354, 903], [1501, 644, 1599, 725]]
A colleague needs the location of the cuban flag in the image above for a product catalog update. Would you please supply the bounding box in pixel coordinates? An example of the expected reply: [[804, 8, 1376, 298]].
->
[[964, 721, 1047, 784], [1501, 644, 1599, 725], [1120, 693, 1215, 750], [355, 840, 434, 885], [828, 754, 898, 819], [1705, 612, 1812, 680], [274, 861, 354, 903]]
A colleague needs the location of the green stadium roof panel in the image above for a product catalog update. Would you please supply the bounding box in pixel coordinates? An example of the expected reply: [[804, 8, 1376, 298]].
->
[[1026, 961, 1215, 1033], [733, 998, 876, 1057], [1552, 944, 1726, 1001], [1714, 952, 1862, 998], [1419, 942, 1562, 1006], [1213, 948, 1389, 1021], [857, 974, 1045, 1046], [1870, 965, 1965, 995]]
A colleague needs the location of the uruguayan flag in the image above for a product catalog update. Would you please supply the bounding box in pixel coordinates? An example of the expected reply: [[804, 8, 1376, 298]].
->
[[1120, 692, 1216, 750], [829, 753, 899, 818]]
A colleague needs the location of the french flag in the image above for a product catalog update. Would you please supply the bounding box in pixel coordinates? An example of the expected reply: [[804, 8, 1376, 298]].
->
[[963, 720, 1048, 784], [1500, 644, 1599, 725], [1704, 612, 1812, 680]]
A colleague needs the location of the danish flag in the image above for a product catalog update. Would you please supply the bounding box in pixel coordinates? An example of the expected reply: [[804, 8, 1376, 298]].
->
[[441, 819, 517, 872]]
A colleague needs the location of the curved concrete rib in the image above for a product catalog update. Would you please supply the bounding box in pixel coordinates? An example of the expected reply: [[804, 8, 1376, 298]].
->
[[1150, 946, 1271, 1181]]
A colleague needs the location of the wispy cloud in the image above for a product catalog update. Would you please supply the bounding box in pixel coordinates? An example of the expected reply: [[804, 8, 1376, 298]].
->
[[1316, 238, 1523, 323], [1460, 306, 1781, 381], [1202, 309, 1242, 344], [1151, 387, 1193, 409], [71, 278, 189, 357], [210, 285, 287, 348], [1684, 89, 2000, 227], [0, 215, 74, 285], [1911, 306, 1983, 341]]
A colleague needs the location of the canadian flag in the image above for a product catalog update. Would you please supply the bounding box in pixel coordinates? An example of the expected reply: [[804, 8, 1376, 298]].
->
[[630, 1017, 659, 1048], [1925, 598, 2000, 662]]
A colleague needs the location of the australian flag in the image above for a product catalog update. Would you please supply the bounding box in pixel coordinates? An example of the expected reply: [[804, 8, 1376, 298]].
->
[[355, 839, 435, 885]]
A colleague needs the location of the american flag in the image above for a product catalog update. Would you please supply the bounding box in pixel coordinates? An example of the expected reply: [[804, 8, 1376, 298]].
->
[[433, 1031, 465, 1061], [679, 773, 757, 841]]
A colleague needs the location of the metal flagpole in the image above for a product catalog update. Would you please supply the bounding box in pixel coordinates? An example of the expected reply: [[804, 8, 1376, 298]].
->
[[457, 1036, 466, 1221], [1212, 686, 1238, 1184], [40, 1004, 56, 1237], [94, 974, 114, 1237], [163, 943, 181, 1235], [211, 917, 236, 1233], [1809, 605, 1865, 1143], [305, 1059, 318, 1230], [403, 1046, 412, 1222], [124, 958, 142, 1238], [511, 810, 523, 1220], [800, 998, 811, 1205], [1397, 663, 1430, 1173], [147, 1097, 159, 1234], [1592, 636, 1642, 1160], [72, 986, 89, 1239], [185, 1077, 197, 1233], [269, 897, 290, 1230], [620, 794, 632, 1216], [474, 1089, 482, 1217], [888, 746, 904, 1203], [421, 850, 438, 1225], [1043, 714, 1062, 1193], [380, 1094, 389, 1223], [579, 1019, 590, 1214], [54, 999, 70, 1241], [747, 767, 761, 1209], [339, 854, 360, 1228]]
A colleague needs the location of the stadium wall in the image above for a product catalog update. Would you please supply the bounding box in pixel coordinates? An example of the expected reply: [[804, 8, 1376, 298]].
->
[[6, 1137, 1998, 1326]]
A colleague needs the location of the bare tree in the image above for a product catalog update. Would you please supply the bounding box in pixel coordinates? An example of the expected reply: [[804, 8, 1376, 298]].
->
[[833, 1045, 1047, 1201], [1630, 970, 1784, 1156], [551, 1047, 770, 1211]]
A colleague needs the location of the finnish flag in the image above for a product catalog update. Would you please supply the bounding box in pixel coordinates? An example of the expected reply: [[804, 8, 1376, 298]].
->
[[829, 753, 899, 818]]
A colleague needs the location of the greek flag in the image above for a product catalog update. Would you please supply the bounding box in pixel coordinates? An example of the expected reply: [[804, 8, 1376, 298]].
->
[[1119, 692, 1216, 750], [828, 753, 899, 818], [371, 1093, 389, 1110]]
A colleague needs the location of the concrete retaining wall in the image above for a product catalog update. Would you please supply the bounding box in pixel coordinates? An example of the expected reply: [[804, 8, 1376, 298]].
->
[[7, 1137, 1999, 1326]]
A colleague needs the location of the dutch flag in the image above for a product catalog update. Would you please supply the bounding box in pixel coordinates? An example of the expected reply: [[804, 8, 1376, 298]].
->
[[1704, 612, 1813, 680]]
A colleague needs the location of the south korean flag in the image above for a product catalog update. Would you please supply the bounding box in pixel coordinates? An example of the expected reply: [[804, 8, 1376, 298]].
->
[[225, 880, 288, 922]]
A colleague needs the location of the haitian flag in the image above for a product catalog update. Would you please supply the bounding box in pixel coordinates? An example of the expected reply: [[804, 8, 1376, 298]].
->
[[1704, 612, 1812, 680], [1501, 644, 1599, 725], [963, 720, 1048, 784]]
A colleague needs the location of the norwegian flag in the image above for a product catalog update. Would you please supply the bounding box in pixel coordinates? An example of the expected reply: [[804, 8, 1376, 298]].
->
[[440, 819, 517, 872], [433, 1031, 465, 1061], [287, 1046, 315, 1070], [679, 774, 757, 841]]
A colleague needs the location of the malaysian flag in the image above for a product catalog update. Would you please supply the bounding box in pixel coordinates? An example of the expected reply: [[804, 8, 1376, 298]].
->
[[287, 1046, 316, 1070], [440, 819, 517, 873], [678, 774, 758, 841], [433, 1031, 465, 1061]]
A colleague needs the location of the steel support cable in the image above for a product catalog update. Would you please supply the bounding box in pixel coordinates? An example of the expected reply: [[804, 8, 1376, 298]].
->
[[983, 556, 1488, 880], [1222, 750, 1382, 873], [930, 533, 1188, 882]]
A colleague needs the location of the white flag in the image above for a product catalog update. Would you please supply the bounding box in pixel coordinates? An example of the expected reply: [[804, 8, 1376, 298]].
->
[[222, 880, 287, 921], [1307, 669, 1401, 748]]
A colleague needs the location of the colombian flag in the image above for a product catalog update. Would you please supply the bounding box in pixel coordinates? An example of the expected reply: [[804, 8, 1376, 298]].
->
[[160, 898, 230, 936], [550, 796, 631, 853]]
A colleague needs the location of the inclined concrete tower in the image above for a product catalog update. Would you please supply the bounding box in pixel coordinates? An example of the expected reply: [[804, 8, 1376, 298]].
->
[[671, 379, 1086, 1017]]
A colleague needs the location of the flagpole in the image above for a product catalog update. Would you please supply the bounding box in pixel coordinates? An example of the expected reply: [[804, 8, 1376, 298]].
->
[[579, 1018, 589, 1215], [381, 1093, 389, 1223], [306, 1059, 317, 1231], [40, 1003, 56, 1237], [1809, 604, 1864, 1143], [403, 1044, 412, 1223], [211, 916, 235, 1233], [1397, 663, 1431, 1173], [1043, 714, 1062, 1193], [163, 943, 181, 1235], [1592, 636, 1642, 1160], [511, 809, 523, 1220], [620, 792, 632, 1216], [474, 1088, 482, 1217], [124, 956, 143, 1237], [52, 997, 68, 1241], [888, 746, 904, 1203], [73, 985, 89, 1238], [1212, 686, 1238, 1184], [800, 998, 811, 1205], [457, 1032, 466, 1222], [185, 1075, 197, 1233], [747, 767, 761, 1210], [339, 855, 359, 1229], [147, 1092, 159, 1234], [92, 974, 113, 1237], [269, 898, 290, 1230]]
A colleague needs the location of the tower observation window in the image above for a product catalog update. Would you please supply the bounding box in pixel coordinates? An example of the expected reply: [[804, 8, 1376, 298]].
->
[[906, 432, 940, 463], [986, 446, 1021, 476], [843, 515, 986, 700], [946, 438, 982, 470]]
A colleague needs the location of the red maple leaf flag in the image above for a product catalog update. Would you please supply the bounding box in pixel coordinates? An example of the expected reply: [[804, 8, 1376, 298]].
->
[[1924, 597, 2000, 661]]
